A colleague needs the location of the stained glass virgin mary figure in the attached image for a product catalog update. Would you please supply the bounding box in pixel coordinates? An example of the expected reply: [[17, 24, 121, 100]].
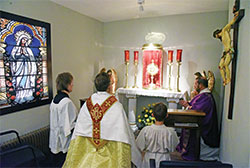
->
[[1, 23, 45, 105], [10, 30, 37, 103], [1, 11, 52, 114]]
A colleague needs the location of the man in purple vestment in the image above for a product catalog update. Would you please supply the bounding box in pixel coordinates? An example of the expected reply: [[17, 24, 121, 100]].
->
[[177, 77, 220, 161]]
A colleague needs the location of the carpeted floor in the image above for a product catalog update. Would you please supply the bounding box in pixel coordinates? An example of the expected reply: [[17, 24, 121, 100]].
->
[[170, 151, 184, 161]]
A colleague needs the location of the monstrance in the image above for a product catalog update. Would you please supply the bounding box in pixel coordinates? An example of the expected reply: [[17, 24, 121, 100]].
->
[[146, 60, 159, 89]]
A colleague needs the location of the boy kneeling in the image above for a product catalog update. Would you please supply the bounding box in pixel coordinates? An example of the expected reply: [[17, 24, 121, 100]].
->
[[136, 103, 179, 168]]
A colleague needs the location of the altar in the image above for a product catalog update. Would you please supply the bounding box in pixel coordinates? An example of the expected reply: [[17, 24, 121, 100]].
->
[[116, 87, 185, 131]]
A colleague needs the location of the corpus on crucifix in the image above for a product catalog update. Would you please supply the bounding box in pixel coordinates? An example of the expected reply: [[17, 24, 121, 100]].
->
[[213, 12, 239, 86], [213, 0, 245, 119]]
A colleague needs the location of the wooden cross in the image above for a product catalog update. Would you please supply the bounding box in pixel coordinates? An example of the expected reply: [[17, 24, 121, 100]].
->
[[228, 0, 245, 119]]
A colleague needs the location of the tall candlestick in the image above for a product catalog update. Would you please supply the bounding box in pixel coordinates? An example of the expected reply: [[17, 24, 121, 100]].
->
[[125, 50, 130, 62], [132, 61, 138, 88], [134, 51, 139, 63], [124, 50, 130, 88], [176, 62, 181, 92], [167, 62, 173, 91], [124, 61, 129, 88], [133, 51, 139, 88], [168, 50, 173, 63], [176, 49, 182, 62]]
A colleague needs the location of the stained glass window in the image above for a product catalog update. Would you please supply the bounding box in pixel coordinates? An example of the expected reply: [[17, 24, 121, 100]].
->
[[0, 11, 52, 115]]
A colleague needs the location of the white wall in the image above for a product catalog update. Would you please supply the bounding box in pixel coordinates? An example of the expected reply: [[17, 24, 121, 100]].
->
[[220, 0, 250, 167], [0, 0, 103, 142], [103, 11, 228, 126], [1, 1, 249, 166]]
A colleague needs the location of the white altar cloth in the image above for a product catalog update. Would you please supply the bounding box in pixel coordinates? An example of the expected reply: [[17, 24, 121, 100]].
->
[[117, 88, 184, 99]]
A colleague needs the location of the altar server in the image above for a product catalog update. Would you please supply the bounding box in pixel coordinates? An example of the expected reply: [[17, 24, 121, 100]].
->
[[49, 72, 77, 166], [136, 102, 179, 168], [63, 72, 141, 168]]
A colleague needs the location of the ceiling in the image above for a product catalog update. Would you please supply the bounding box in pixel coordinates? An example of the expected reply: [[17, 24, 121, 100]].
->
[[50, 0, 229, 23]]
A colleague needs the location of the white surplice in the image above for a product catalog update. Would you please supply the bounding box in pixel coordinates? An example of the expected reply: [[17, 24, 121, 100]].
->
[[136, 124, 179, 168], [72, 91, 142, 168], [49, 98, 77, 154]]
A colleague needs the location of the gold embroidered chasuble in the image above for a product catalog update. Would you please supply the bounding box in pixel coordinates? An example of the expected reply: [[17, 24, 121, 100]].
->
[[63, 95, 132, 168], [63, 136, 131, 168], [86, 95, 117, 149]]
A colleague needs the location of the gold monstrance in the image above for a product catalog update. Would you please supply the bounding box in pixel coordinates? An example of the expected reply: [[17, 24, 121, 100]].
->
[[147, 60, 159, 89]]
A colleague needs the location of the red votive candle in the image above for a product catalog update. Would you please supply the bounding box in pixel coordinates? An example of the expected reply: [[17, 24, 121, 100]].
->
[[168, 50, 173, 63], [124, 50, 130, 62], [134, 51, 139, 63], [176, 49, 183, 62]]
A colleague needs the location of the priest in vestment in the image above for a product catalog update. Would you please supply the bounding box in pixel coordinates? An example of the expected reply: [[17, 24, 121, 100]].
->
[[177, 77, 220, 161], [63, 72, 142, 168]]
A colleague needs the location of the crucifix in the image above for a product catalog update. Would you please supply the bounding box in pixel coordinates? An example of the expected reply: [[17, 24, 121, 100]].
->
[[213, 0, 245, 119]]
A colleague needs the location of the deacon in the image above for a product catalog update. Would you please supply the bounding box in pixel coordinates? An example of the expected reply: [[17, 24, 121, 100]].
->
[[63, 72, 141, 168]]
